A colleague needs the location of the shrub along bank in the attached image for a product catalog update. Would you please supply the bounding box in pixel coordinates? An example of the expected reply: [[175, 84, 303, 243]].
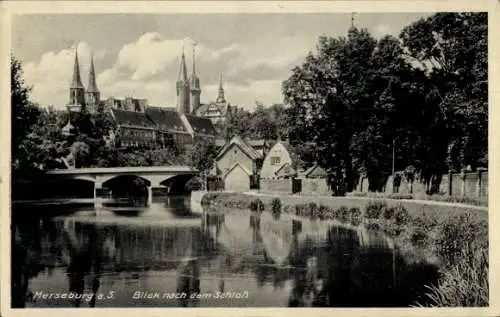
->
[[201, 192, 488, 307]]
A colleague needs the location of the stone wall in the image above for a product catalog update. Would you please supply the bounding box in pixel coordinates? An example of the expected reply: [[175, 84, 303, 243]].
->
[[301, 178, 330, 196], [260, 179, 293, 194], [359, 170, 489, 198]]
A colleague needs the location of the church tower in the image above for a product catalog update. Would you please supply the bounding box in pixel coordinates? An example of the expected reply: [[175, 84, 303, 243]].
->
[[176, 47, 190, 114], [190, 43, 201, 113], [67, 46, 86, 112], [216, 73, 226, 104], [86, 52, 100, 113]]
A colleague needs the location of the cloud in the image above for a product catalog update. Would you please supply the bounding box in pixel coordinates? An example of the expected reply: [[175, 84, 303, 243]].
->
[[23, 32, 296, 110], [202, 79, 284, 110], [373, 24, 395, 38], [23, 42, 106, 107], [219, 35, 314, 77]]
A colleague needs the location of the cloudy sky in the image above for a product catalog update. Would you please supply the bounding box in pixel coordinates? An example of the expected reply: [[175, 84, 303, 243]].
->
[[12, 13, 431, 111]]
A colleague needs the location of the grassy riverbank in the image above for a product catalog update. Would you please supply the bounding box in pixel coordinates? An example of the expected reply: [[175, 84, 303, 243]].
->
[[346, 191, 488, 207], [201, 192, 488, 307]]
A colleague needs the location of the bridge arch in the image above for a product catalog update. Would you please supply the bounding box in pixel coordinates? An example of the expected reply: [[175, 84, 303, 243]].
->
[[72, 175, 97, 183], [101, 174, 152, 188], [101, 175, 152, 203], [160, 173, 198, 195]]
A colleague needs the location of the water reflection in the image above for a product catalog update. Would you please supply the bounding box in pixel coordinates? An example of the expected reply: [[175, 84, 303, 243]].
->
[[11, 197, 439, 308]]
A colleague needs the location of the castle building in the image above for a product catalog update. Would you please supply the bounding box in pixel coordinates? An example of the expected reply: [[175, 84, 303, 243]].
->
[[64, 44, 220, 149], [191, 73, 231, 125]]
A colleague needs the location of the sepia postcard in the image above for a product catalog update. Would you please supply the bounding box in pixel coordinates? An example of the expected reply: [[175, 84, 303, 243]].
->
[[1, 1, 499, 317]]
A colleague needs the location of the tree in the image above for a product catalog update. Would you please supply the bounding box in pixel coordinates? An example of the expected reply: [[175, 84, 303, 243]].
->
[[282, 13, 487, 194], [11, 56, 41, 173], [400, 12, 487, 173], [181, 139, 219, 172]]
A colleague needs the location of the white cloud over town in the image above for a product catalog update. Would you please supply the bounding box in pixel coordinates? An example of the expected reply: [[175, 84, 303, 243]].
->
[[23, 33, 293, 110], [14, 13, 431, 111]]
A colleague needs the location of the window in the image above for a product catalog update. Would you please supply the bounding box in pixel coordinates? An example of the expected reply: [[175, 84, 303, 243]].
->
[[270, 156, 281, 165]]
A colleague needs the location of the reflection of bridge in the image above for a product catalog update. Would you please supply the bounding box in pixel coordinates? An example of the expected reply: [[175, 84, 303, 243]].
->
[[46, 166, 198, 207]]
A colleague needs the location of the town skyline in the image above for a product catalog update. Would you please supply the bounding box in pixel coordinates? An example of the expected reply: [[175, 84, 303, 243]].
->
[[12, 13, 432, 111]]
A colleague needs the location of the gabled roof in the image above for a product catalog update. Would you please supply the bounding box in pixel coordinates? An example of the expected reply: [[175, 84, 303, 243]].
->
[[193, 101, 229, 117], [62, 120, 75, 133], [222, 162, 252, 179], [245, 139, 267, 147], [215, 138, 226, 147], [275, 163, 297, 177], [184, 114, 218, 136], [216, 135, 262, 161], [145, 106, 188, 132], [110, 108, 156, 128], [303, 164, 328, 178]]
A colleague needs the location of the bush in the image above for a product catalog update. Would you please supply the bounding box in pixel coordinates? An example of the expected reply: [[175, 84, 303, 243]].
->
[[410, 229, 428, 248], [318, 205, 329, 220], [201, 192, 219, 205], [418, 213, 489, 307], [271, 198, 282, 219], [365, 200, 388, 219], [435, 213, 487, 268], [383, 206, 395, 220], [350, 207, 362, 226], [394, 204, 409, 226], [308, 202, 318, 220], [412, 212, 439, 232], [384, 223, 402, 237], [250, 199, 265, 212], [295, 204, 305, 216], [422, 247, 488, 307], [338, 206, 350, 223], [365, 222, 380, 231], [283, 205, 293, 214]]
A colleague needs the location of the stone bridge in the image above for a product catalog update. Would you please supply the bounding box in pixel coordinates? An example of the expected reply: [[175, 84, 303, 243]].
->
[[46, 166, 199, 206]]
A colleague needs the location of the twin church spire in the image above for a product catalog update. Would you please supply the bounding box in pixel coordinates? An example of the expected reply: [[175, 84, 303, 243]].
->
[[69, 42, 225, 115], [68, 46, 100, 112], [176, 42, 225, 114]]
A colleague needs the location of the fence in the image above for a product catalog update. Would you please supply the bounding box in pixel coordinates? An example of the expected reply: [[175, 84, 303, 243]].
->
[[355, 170, 488, 198]]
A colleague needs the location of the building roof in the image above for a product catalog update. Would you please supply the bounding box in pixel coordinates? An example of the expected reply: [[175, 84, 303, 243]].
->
[[111, 108, 157, 128], [245, 139, 267, 147], [193, 102, 229, 118], [104, 97, 148, 112], [215, 138, 226, 147], [275, 163, 297, 178], [222, 162, 252, 179], [184, 114, 218, 136], [216, 135, 262, 161], [145, 106, 188, 132], [303, 164, 328, 178]]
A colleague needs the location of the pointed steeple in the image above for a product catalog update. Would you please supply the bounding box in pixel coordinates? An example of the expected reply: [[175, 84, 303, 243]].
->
[[86, 51, 101, 113], [192, 42, 196, 76], [216, 73, 226, 104], [87, 52, 98, 93], [190, 42, 201, 112], [176, 45, 190, 114], [68, 44, 85, 111], [71, 46, 84, 89], [177, 46, 188, 83]]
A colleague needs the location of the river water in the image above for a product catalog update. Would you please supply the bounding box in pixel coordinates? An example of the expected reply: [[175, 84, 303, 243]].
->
[[11, 195, 439, 308]]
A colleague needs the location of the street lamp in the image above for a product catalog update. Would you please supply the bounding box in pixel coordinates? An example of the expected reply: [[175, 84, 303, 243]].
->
[[392, 138, 396, 193]]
